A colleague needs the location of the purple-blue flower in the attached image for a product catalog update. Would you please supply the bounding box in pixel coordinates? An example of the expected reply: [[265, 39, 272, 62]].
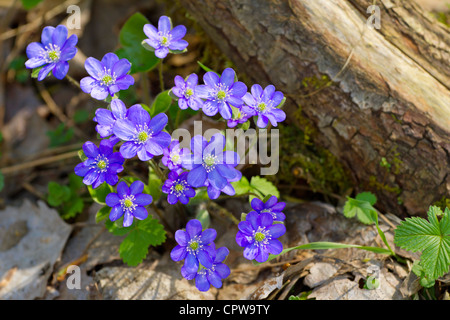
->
[[113, 108, 171, 161], [162, 170, 196, 205], [80, 52, 134, 100], [170, 219, 217, 274], [236, 211, 286, 263], [161, 140, 189, 170], [171, 74, 203, 111], [181, 244, 230, 292], [182, 133, 241, 197], [243, 84, 286, 128], [25, 25, 78, 81], [74, 139, 125, 189], [105, 180, 153, 227], [195, 68, 247, 120], [143, 16, 188, 59], [93, 99, 144, 138], [226, 105, 253, 128], [250, 196, 286, 222]]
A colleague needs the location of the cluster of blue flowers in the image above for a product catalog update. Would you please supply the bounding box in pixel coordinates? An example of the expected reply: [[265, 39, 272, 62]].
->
[[171, 68, 287, 129], [171, 219, 230, 291], [25, 15, 287, 292]]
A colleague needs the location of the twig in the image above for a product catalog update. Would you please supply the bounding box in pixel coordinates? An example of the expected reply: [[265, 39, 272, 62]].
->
[[0, 150, 79, 175], [0, 0, 81, 41]]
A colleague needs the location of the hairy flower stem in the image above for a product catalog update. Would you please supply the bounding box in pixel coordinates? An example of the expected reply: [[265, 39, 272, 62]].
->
[[158, 59, 164, 91], [65, 74, 80, 89]]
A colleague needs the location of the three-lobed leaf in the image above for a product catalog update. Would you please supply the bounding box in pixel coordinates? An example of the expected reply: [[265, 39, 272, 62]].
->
[[343, 193, 377, 225]]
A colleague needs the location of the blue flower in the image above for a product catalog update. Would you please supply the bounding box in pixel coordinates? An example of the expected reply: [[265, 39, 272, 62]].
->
[[182, 133, 241, 198], [93, 99, 144, 138], [171, 74, 203, 111], [170, 219, 217, 274], [226, 105, 253, 128], [113, 108, 171, 161], [143, 16, 188, 59], [243, 84, 286, 128], [105, 180, 153, 227], [181, 244, 230, 292], [236, 211, 286, 263], [195, 68, 247, 120], [250, 196, 286, 222], [161, 140, 190, 171], [162, 170, 196, 205], [25, 25, 78, 81], [80, 52, 134, 100], [74, 139, 125, 189]]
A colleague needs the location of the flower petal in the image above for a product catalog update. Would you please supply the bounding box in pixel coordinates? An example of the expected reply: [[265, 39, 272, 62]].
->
[[84, 57, 104, 79], [52, 25, 68, 48], [52, 61, 69, 79], [158, 16, 172, 33], [112, 58, 131, 77], [132, 206, 148, 220], [187, 165, 207, 188], [101, 52, 119, 70]]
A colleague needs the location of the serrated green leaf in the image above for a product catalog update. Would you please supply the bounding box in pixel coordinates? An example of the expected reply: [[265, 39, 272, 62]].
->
[[249, 176, 279, 202], [61, 196, 84, 219], [394, 206, 450, 280], [119, 218, 166, 266], [47, 182, 71, 207], [117, 13, 160, 74]]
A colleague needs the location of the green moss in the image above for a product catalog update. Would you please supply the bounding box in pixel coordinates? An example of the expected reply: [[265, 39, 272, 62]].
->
[[301, 75, 331, 90], [272, 123, 351, 197], [433, 196, 450, 211]]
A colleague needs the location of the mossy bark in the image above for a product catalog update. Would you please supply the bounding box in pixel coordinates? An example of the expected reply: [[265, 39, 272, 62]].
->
[[178, 0, 450, 217]]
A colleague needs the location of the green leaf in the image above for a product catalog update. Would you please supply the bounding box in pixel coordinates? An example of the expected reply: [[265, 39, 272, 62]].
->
[[119, 217, 166, 266], [195, 207, 210, 230], [394, 205, 450, 280], [61, 196, 84, 219], [87, 183, 114, 205], [411, 260, 436, 288], [21, 0, 43, 10], [149, 90, 172, 117], [46, 123, 74, 148], [117, 13, 160, 74], [254, 241, 393, 265], [249, 176, 280, 202], [343, 197, 377, 225], [96, 206, 111, 223], [105, 218, 133, 236], [231, 176, 251, 196], [356, 191, 377, 205], [47, 182, 71, 207], [197, 61, 219, 75]]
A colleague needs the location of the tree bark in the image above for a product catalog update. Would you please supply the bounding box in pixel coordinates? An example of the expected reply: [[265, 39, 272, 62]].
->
[[178, 0, 450, 217]]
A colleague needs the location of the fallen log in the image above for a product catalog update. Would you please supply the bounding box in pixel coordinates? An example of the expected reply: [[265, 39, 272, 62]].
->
[[177, 0, 450, 217]]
